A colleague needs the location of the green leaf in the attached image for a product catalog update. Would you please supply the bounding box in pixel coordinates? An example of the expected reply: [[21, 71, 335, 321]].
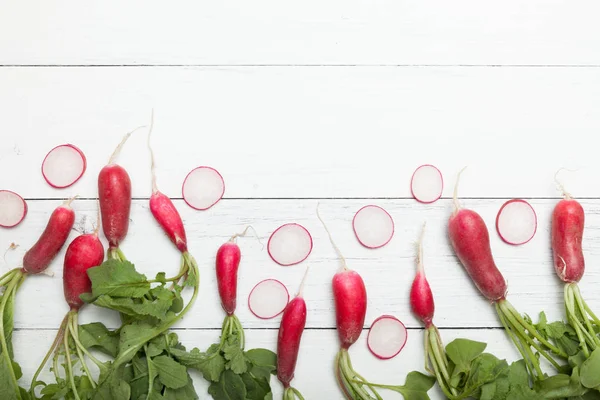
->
[[534, 367, 587, 398], [581, 347, 600, 388], [446, 338, 487, 386], [466, 353, 508, 390], [241, 373, 272, 400], [110, 378, 131, 400], [92, 294, 173, 321], [1, 287, 16, 358], [87, 259, 150, 299], [249, 365, 275, 381], [0, 354, 21, 400], [163, 375, 198, 400], [506, 384, 544, 400], [507, 360, 530, 388], [170, 347, 226, 382], [152, 355, 189, 389], [208, 370, 247, 400], [78, 323, 119, 358], [387, 371, 436, 400], [155, 272, 166, 284], [245, 349, 277, 370], [223, 339, 247, 374]]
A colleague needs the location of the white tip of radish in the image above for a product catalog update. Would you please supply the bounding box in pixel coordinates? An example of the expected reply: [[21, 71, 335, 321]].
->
[[182, 166, 225, 210], [352, 205, 394, 249], [248, 278, 290, 319], [0, 190, 28, 228], [496, 199, 537, 245], [367, 315, 408, 360], [268, 223, 313, 266], [42, 144, 87, 189], [411, 165, 443, 203]]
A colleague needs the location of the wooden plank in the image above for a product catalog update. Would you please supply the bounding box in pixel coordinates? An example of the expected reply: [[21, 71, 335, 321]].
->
[[1, 67, 600, 198], [15, 328, 521, 400], [0, 1, 599, 66], [3, 198, 599, 330]]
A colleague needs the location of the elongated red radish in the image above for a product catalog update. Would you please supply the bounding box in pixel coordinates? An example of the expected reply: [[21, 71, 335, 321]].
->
[[0, 190, 27, 228], [268, 223, 313, 266], [352, 205, 394, 249], [22, 198, 76, 274], [277, 268, 308, 391], [495, 199, 537, 245], [42, 144, 86, 188], [410, 224, 435, 328], [248, 278, 289, 319], [182, 166, 225, 210], [411, 164, 443, 203], [63, 233, 104, 310], [216, 241, 241, 315], [367, 315, 407, 360]]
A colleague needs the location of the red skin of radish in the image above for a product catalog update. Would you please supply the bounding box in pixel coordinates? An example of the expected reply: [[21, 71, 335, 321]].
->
[[551, 199, 585, 283], [448, 209, 507, 302], [150, 191, 187, 253], [63, 234, 104, 310], [277, 296, 307, 388], [410, 271, 435, 328], [332, 269, 367, 349], [216, 241, 241, 315], [22, 204, 75, 274], [98, 164, 131, 248]]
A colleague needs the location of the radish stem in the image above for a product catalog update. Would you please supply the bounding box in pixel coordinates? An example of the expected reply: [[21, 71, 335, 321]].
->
[[30, 313, 69, 396], [64, 328, 80, 400], [0, 270, 25, 399]]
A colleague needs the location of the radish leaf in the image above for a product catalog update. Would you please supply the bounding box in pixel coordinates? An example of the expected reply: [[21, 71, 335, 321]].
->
[[208, 370, 247, 400], [152, 355, 189, 389], [580, 348, 600, 388], [87, 260, 150, 299]]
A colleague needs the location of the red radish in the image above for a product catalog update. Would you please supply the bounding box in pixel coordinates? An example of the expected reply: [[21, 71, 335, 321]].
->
[[216, 240, 241, 315], [410, 225, 434, 328], [0, 190, 27, 228], [248, 278, 290, 319], [63, 233, 104, 310], [182, 166, 225, 210], [23, 198, 76, 274], [41, 144, 87, 189], [411, 164, 443, 203], [551, 197, 584, 283], [496, 199, 537, 246], [367, 315, 407, 360], [267, 223, 313, 266], [277, 267, 308, 395], [352, 205, 394, 249]]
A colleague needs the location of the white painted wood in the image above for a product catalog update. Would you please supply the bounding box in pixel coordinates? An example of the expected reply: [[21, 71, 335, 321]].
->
[[2, 67, 600, 199], [1, 1, 599, 66], [15, 328, 520, 400], [3, 198, 599, 332]]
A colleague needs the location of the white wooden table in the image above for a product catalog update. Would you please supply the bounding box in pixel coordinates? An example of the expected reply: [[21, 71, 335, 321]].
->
[[1, 1, 600, 398]]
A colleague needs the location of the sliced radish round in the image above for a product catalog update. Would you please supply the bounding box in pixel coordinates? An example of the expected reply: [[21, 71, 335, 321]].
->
[[41, 144, 87, 188], [367, 315, 408, 360], [182, 166, 225, 210], [248, 279, 290, 319], [411, 164, 443, 203], [352, 205, 394, 249], [0, 190, 27, 228], [268, 223, 313, 266], [496, 199, 537, 245]]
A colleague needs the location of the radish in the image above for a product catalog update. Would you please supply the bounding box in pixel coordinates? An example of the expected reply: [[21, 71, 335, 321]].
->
[[352, 205, 394, 249], [0, 190, 27, 228], [41, 144, 87, 188], [316, 205, 384, 399], [249, 279, 290, 319], [495, 199, 537, 245], [410, 164, 443, 203], [182, 166, 225, 210], [449, 168, 567, 381], [277, 268, 308, 400], [366, 315, 407, 360], [268, 223, 313, 266]]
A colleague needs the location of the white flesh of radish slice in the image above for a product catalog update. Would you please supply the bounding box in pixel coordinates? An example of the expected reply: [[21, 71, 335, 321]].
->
[[42, 144, 87, 188], [268, 223, 313, 266], [248, 279, 290, 319], [182, 166, 225, 210], [367, 315, 408, 360], [352, 205, 394, 249], [496, 199, 537, 245], [0, 190, 27, 228], [411, 164, 443, 203]]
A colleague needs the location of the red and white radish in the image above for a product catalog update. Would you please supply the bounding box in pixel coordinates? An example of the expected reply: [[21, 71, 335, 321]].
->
[[41, 144, 87, 188], [367, 315, 407, 360], [63, 233, 104, 310], [352, 205, 394, 249], [0, 190, 27, 228], [410, 229, 435, 328], [182, 166, 225, 210], [216, 240, 241, 315], [268, 223, 313, 266], [411, 164, 443, 203], [496, 199, 537, 245], [248, 278, 289, 319]]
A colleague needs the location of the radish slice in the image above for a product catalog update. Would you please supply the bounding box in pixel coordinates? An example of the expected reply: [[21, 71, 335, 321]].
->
[[0, 190, 27, 228], [41, 144, 87, 189], [248, 279, 290, 319], [367, 315, 408, 360], [182, 166, 225, 210], [496, 199, 537, 245], [268, 223, 313, 266], [411, 164, 443, 203], [352, 205, 394, 249]]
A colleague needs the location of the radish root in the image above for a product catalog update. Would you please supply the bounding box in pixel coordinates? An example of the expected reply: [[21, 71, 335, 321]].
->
[[452, 167, 467, 215], [63, 195, 79, 207], [554, 168, 577, 200], [316, 203, 348, 271], [147, 109, 158, 194], [108, 125, 147, 165], [230, 225, 264, 249], [297, 266, 310, 297], [416, 222, 426, 274]]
